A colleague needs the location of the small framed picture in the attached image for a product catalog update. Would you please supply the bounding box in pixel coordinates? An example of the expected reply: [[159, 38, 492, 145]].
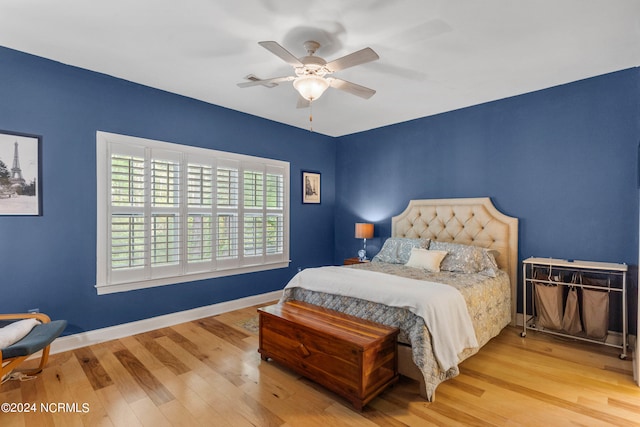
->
[[0, 129, 42, 216], [302, 171, 320, 204]]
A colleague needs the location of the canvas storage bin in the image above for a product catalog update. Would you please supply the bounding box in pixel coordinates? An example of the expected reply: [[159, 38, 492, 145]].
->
[[581, 274, 610, 339], [562, 286, 583, 335], [533, 268, 564, 330]]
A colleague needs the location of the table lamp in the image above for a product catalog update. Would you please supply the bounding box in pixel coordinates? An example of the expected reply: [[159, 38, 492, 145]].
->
[[355, 223, 374, 261]]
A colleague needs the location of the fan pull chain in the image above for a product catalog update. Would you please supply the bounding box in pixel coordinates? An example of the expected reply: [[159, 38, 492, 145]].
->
[[309, 101, 313, 132]]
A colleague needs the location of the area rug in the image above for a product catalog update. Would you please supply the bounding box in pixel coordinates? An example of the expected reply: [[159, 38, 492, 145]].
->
[[236, 316, 259, 334]]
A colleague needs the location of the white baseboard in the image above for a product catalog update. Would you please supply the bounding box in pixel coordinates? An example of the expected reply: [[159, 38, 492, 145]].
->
[[49, 290, 281, 355]]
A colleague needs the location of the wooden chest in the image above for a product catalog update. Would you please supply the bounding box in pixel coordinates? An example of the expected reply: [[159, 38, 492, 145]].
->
[[258, 301, 399, 410]]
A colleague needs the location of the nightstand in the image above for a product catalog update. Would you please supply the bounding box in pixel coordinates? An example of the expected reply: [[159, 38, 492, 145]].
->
[[344, 257, 369, 265]]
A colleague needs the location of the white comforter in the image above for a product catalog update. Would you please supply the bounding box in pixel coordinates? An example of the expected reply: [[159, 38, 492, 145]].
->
[[284, 266, 479, 372]]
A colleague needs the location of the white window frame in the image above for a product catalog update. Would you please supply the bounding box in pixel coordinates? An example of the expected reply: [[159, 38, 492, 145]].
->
[[96, 131, 290, 295]]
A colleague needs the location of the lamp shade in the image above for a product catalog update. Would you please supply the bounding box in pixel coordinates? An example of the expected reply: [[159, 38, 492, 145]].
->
[[354, 223, 374, 239], [293, 74, 330, 101]]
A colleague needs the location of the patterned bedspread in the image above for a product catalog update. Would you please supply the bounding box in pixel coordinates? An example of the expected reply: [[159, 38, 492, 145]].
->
[[280, 262, 511, 401]]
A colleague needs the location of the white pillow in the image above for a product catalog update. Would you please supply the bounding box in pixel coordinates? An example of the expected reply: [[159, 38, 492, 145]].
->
[[0, 318, 40, 349], [405, 248, 449, 272]]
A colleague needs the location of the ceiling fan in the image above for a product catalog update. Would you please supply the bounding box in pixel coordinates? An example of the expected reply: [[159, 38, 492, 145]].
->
[[237, 40, 379, 107]]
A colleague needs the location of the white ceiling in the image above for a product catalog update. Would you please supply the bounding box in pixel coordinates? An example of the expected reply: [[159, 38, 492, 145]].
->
[[0, 0, 638, 137]]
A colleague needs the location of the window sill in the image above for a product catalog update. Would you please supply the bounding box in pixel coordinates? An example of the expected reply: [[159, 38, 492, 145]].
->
[[95, 261, 290, 295]]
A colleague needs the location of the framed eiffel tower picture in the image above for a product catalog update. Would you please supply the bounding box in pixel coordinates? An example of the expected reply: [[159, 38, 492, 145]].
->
[[0, 129, 42, 216]]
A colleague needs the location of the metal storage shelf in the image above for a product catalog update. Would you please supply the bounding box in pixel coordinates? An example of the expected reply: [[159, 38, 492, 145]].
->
[[522, 257, 627, 359]]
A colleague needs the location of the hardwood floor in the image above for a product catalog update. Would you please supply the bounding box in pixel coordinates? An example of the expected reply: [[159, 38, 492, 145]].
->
[[2, 302, 639, 426]]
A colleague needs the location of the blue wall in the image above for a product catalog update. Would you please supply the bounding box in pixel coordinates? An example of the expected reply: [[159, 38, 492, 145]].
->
[[0, 47, 336, 334], [1, 44, 639, 337], [336, 68, 640, 331]]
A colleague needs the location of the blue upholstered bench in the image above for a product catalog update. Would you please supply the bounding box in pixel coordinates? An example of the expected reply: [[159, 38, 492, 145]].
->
[[1, 313, 67, 382]]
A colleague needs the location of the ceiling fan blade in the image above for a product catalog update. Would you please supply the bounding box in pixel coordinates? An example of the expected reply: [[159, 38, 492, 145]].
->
[[296, 96, 310, 109], [258, 41, 303, 67], [237, 76, 294, 88], [325, 47, 379, 72], [329, 78, 376, 99]]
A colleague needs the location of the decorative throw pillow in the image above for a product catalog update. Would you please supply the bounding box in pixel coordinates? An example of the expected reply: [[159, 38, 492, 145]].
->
[[372, 237, 430, 264], [480, 249, 500, 277], [429, 241, 499, 277], [405, 248, 449, 272]]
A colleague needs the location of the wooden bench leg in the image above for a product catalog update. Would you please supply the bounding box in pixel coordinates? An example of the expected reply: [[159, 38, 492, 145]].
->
[[22, 346, 51, 375]]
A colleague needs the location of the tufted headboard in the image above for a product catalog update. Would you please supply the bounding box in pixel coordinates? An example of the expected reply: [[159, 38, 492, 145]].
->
[[392, 197, 519, 325]]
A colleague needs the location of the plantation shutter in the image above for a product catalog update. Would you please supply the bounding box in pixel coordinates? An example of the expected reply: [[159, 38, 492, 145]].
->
[[243, 164, 265, 263], [109, 144, 146, 285], [186, 161, 214, 274], [265, 165, 285, 262], [149, 149, 182, 279], [215, 160, 240, 269], [97, 131, 290, 294]]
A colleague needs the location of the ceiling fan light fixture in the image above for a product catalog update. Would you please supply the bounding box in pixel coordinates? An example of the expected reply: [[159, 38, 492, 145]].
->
[[240, 40, 379, 108], [293, 74, 329, 101]]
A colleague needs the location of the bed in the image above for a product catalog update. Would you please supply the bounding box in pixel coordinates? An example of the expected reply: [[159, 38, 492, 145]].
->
[[281, 197, 518, 400]]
